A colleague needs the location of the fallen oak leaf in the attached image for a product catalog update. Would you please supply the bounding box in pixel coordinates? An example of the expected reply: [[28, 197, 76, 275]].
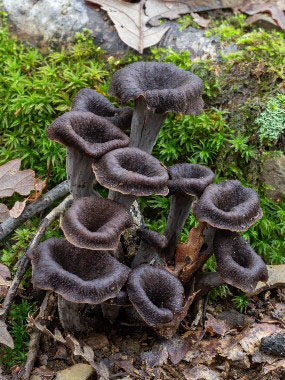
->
[[9, 200, 27, 219], [0, 159, 36, 198], [87, 0, 190, 53], [0, 264, 11, 280], [190, 12, 211, 28], [240, 0, 285, 29], [0, 203, 9, 222], [0, 320, 14, 349]]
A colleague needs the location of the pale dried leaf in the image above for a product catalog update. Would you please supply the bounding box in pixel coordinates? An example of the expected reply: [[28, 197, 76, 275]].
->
[[0, 263, 11, 280], [190, 12, 211, 27], [9, 200, 26, 219], [0, 203, 9, 222], [0, 275, 12, 298], [0, 159, 36, 198], [0, 320, 14, 349], [184, 365, 222, 380], [87, 0, 191, 53], [249, 265, 285, 295], [240, 0, 285, 29]]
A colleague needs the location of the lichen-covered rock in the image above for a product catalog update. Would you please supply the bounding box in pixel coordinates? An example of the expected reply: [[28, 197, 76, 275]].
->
[[262, 154, 285, 200]]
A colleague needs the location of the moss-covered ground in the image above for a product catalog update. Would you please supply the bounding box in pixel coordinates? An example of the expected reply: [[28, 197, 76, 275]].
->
[[0, 11, 284, 368]]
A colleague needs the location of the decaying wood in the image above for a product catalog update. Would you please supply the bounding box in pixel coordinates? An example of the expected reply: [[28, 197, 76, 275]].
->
[[0, 195, 73, 321], [0, 180, 69, 242], [20, 292, 57, 380]]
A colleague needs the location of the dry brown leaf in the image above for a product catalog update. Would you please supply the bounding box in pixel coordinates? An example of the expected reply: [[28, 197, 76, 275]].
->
[[34, 178, 46, 192], [0, 203, 9, 222], [163, 0, 244, 11], [0, 159, 36, 198], [87, 0, 190, 53], [9, 200, 27, 219], [190, 11, 211, 27], [184, 365, 222, 380], [0, 320, 14, 349], [0, 263, 11, 280], [0, 275, 12, 298], [240, 0, 285, 29], [205, 313, 230, 337], [249, 264, 285, 295]]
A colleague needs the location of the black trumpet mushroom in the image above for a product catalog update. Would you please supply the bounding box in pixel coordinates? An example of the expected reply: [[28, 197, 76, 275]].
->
[[109, 62, 204, 154], [47, 111, 129, 199]]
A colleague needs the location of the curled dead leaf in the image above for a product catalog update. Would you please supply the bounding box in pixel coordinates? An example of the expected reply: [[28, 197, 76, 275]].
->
[[9, 200, 26, 219], [0, 203, 9, 222]]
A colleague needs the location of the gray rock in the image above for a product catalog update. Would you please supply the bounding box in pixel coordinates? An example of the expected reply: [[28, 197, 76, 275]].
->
[[3, 0, 127, 55], [260, 333, 285, 357], [262, 154, 285, 200], [3, 0, 238, 59], [160, 24, 238, 60]]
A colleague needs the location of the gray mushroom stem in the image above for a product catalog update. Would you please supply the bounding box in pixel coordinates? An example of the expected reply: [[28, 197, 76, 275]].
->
[[131, 240, 164, 268], [108, 191, 136, 210], [129, 97, 167, 154], [163, 194, 194, 262], [66, 147, 96, 199], [57, 295, 86, 332]]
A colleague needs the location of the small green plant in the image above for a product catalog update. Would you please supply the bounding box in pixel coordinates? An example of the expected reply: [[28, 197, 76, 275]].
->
[[256, 94, 285, 143], [0, 300, 36, 368], [232, 294, 250, 313], [176, 14, 201, 31]]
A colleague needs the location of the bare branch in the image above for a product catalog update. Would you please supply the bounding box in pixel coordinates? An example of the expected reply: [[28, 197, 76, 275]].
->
[[0, 195, 72, 321], [0, 180, 69, 243]]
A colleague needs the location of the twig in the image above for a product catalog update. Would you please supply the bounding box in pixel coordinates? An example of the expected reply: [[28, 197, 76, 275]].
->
[[0, 180, 69, 243], [20, 292, 57, 380], [0, 195, 73, 321]]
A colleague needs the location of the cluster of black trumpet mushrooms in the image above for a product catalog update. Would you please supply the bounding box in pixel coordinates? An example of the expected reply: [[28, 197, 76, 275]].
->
[[28, 62, 268, 338]]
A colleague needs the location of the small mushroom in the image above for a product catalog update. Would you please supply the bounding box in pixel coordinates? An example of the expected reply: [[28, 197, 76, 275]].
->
[[29, 238, 130, 330], [109, 62, 204, 154], [47, 111, 129, 198], [71, 88, 133, 130], [131, 227, 168, 268], [213, 230, 268, 293], [126, 264, 184, 328], [92, 147, 169, 208], [164, 163, 214, 261], [60, 196, 133, 250], [192, 180, 262, 232]]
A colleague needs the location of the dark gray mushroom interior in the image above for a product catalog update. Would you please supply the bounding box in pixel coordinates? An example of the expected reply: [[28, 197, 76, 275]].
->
[[61, 196, 133, 250]]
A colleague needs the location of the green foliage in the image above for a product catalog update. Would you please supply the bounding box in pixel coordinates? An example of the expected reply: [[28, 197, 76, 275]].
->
[[205, 14, 246, 41], [0, 14, 109, 186], [256, 94, 285, 143], [0, 300, 36, 367], [232, 294, 249, 313], [176, 14, 201, 31], [1, 218, 62, 274]]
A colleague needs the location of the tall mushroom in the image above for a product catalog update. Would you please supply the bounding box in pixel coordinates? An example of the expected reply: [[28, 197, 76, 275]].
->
[[71, 88, 133, 130], [47, 111, 129, 199], [92, 147, 169, 209], [28, 238, 130, 331], [109, 62, 204, 154], [163, 163, 214, 261]]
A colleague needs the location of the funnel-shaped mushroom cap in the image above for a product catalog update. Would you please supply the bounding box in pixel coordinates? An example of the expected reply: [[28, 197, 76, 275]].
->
[[61, 196, 133, 250], [214, 230, 268, 293], [93, 147, 169, 196], [109, 62, 204, 114], [127, 265, 184, 327], [47, 111, 129, 157], [192, 180, 262, 232], [30, 238, 130, 304], [168, 163, 214, 197], [71, 88, 133, 130], [137, 228, 167, 250]]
